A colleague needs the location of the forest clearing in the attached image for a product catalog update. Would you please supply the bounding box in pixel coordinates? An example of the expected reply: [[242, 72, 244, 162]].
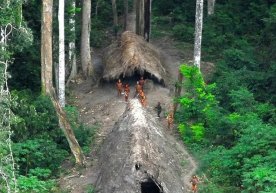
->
[[59, 33, 197, 192], [1, 0, 275, 193]]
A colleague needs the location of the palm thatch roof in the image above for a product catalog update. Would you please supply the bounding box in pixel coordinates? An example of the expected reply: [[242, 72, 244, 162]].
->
[[95, 99, 191, 193], [102, 31, 167, 83]]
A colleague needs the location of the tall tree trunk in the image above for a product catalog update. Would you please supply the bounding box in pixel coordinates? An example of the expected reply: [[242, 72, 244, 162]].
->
[[207, 0, 215, 15], [111, 0, 118, 36], [123, 0, 128, 31], [81, 0, 93, 78], [135, 0, 140, 35], [193, 0, 204, 69], [41, 0, 53, 94], [135, 0, 144, 36], [95, 0, 100, 16], [66, 0, 77, 86], [144, 0, 151, 41], [41, 0, 85, 166], [58, 0, 65, 107]]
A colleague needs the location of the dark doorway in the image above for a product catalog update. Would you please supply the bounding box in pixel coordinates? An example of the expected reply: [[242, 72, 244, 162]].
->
[[117, 71, 162, 86], [141, 178, 162, 193]]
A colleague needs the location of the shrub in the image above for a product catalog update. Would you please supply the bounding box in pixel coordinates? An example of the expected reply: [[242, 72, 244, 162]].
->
[[176, 64, 218, 144], [64, 106, 98, 150], [172, 24, 194, 42], [13, 139, 68, 175], [10, 91, 60, 142], [17, 175, 56, 193]]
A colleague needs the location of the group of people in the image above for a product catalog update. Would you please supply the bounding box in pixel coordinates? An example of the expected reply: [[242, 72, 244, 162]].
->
[[116, 77, 146, 106], [116, 76, 174, 129], [116, 77, 199, 192]]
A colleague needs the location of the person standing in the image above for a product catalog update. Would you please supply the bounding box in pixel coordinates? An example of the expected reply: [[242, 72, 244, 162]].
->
[[124, 83, 130, 102], [139, 76, 145, 91], [134, 81, 142, 98], [155, 102, 162, 118], [138, 90, 146, 107], [167, 112, 174, 129], [190, 175, 199, 193], [116, 79, 123, 97]]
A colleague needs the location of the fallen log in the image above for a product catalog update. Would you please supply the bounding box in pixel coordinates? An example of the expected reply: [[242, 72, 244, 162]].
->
[[95, 99, 188, 193]]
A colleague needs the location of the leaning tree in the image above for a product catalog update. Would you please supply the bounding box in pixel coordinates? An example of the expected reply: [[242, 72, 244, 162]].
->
[[41, 0, 86, 166]]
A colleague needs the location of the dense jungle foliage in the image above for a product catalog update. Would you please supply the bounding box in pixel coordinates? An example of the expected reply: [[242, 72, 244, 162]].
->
[[155, 1, 276, 192], [0, 0, 275, 192], [1, 0, 107, 192]]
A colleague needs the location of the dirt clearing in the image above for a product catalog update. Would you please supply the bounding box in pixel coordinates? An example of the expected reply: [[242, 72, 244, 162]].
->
[[59, 37, 197, 193]]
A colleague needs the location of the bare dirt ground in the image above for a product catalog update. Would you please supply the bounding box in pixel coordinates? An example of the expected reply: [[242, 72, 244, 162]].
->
[[59, 36, 198, 192]]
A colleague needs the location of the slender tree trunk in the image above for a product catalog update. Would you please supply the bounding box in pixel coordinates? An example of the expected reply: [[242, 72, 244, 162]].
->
[[41, 0, 53, 94], [58, 0, 65, 107], [42, 0, 85, 166], [207, 0, 215, 15], [111, 0, 118, 36], [135, 0, 140, 35], [193, 0, 204, 69], [135, 0, 144, 37], [123, 0, 128, 31], [66, 0, 77, 86], [95, 0, 100, 16], [54, 62, 59, 93], [144, 0, 151, 41], [49, 88, 86, 165], [81, 0, 93, 78]]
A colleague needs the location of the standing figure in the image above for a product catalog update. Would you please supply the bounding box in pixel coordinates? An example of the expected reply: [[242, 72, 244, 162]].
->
[[155, 102, 162, 118], [116, 79, 123, 97], [190, 175, 199, 193], [138, 90, 146, 107], [124, 83, 130, 102], [139, 76, 145, 91], [134, 81, 142, 98], [167, 112, 174, 129]]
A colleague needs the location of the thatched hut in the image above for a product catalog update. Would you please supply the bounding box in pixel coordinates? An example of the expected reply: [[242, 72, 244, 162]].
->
[[102, 31, 167, 84], [95, 99, 190, 193]]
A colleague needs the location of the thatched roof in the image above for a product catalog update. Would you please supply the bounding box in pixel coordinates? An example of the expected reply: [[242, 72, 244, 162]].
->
[[95, 99, 191, 193], [102, 31, 167, 83]]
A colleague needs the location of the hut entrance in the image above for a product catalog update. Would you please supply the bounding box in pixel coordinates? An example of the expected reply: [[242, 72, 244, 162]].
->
[[118, 71, 162, 86], [141, 178, 162, 193]]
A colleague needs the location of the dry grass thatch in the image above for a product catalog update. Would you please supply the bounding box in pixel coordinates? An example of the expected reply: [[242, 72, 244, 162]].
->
[[102, 31, 167, 83], [95, 99, 188, 193]]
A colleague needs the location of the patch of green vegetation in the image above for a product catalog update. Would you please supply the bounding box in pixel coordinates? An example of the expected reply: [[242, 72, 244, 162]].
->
[[85, 184, 96, 193], [151, 16, 173, 39], [180, 160, 188, 168], [9, 90, 99, 192], [176, 64, 276, 192]]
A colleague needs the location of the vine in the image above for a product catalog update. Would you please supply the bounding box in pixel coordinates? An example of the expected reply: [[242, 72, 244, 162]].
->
[[0, 25, 17, 193], [0, 0, 31, 192]]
